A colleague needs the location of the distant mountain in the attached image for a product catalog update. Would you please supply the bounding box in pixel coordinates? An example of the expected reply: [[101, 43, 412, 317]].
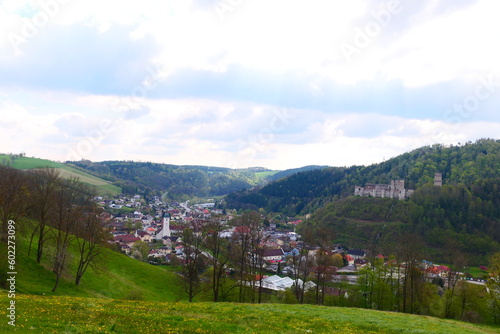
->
[[224, 138, 500, 216], [265, 165, 329, 182], [66, 160, 265, 200]]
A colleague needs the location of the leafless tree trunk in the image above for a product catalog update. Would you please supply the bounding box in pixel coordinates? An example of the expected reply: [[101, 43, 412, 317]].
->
[[398, 233, 424, 314], [181, 221, 206, 302], [203, 219, 232, 302], [74, 203, 108, 285], [0, 166, 29, 288], [27, 168, 61, 264], [51, 178, 91, 291]]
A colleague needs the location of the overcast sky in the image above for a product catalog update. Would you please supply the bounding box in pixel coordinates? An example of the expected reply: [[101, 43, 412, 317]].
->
[[0, 0, 499, 170]]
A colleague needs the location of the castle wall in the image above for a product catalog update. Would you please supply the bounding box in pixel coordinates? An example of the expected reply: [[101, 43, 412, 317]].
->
[[354, 179, 413, 200]]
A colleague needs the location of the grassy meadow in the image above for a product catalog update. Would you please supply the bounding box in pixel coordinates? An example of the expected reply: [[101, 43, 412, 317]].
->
[[0, 155, 121, 195], [1, 293, 499, 334], [13, 229, 182, 301]]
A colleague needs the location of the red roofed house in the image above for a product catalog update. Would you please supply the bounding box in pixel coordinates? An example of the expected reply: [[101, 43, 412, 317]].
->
[[234, 226, 251, 234], [115, 235, 141, 247], [344, 255, 354, 265]]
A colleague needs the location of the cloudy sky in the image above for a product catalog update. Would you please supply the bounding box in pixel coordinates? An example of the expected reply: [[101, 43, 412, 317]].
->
[[0, 0, 499, 170]]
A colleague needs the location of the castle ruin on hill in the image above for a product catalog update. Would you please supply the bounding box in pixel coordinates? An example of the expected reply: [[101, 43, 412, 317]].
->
[[354, 180, 414, 200], [354, 173, 443, 200]]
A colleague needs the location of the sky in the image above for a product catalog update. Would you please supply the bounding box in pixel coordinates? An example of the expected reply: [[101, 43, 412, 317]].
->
[[0, 0, 499, 170]]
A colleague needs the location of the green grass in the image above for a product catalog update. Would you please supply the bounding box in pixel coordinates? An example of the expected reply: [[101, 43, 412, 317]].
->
[[0, 155, 64, 169], [1, 294, 498, 334], [0, 155, 121, 195], [4, 229, 499, 333], [14, 232, 182, 302], [464, 266, 489, 278], [255, 170, 279, 179]]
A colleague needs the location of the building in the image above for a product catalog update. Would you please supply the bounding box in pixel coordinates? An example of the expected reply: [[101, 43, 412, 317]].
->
[[258, 275, 316, 292], [354, 179, 414, 200], [155, 213, 171, 241], [434, 173, 443, 187], [255, 248, 285, 262]]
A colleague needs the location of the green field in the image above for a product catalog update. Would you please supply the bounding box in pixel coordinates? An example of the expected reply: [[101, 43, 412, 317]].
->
[[0, 155, 64, 169], [0, 155, 121, 195], [12, 227, 182, 301], [4, 222, 500, 333], [255, 170, 279, 179], [1, 294, 498, 334]]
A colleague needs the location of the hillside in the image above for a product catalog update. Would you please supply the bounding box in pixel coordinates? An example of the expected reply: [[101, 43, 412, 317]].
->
[[225, 139, 500, 215], [1, 294, 498, 334], [0, 155, 121, 195], [13, 230, 182, 301], [265, 165, 330, 182], [67, 160, 269, 200], [299, 193, 499, 263]]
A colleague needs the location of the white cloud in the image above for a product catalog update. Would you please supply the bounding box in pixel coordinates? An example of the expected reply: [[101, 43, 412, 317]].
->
[[0, 0, 498, 169]]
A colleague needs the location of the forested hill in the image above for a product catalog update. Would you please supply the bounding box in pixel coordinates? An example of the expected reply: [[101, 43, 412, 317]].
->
[[67, 160, 266, 199], [265, 165, 329, 182], [225, 139, 500, 215]]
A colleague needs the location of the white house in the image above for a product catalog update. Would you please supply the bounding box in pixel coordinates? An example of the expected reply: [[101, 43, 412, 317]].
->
[[258, 275, 316, 292]]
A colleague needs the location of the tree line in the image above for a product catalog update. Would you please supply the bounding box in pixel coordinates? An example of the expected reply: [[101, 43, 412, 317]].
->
[[225, 138, 500, 215], [301, 180, 499, 264], [175, 211, 500, 324], [68, 160, 260, 199], [0, 166, 109, 291]]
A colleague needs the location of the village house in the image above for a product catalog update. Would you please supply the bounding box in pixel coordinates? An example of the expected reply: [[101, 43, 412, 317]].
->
[[148, 249, 163, 258], [114, 235, 141, 247], [121, 245, 131, 255], [426, 265, 451, 278], [162, 236, 181, 247], [255, 248, 285, 262], [347, 249, 366, 260], [344, 255, 355, 266], [135, 231, 152, 243]]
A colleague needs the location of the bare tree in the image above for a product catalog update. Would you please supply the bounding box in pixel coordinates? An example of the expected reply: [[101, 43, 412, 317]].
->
[[203, 219, 234, 302], [231, 211, 261, 303], [27, 168, 61, 263], [180, 221, 206, 302], [74, 204, 109, 285], [398, 233, 425, 314], [0, 166, 29, 288], [294, 228, 315, 304], [50, 178, 91, 291], [444, 239, 468, 318], [486, 252, 500, 324]]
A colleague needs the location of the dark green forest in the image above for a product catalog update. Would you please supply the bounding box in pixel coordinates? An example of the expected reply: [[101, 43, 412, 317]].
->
[[226, 139, 499, 216], [67, 161, 262, 199], [265, 165, 329, 182]]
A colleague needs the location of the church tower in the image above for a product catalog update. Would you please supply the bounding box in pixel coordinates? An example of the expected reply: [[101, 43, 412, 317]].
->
[[162, 213, 171, 238]]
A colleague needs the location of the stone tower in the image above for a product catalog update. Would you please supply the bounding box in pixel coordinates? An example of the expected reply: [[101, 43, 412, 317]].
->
[[434, 173, 443, 187], [155, 212, 171, 240]]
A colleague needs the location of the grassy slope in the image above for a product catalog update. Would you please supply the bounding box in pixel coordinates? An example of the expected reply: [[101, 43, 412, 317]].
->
[[255, 170, 279, 179], [14, 232, 182, 302], [3, 231, 498, 333], [0, 155, 121, 195], [1, 294, 498, 334]]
